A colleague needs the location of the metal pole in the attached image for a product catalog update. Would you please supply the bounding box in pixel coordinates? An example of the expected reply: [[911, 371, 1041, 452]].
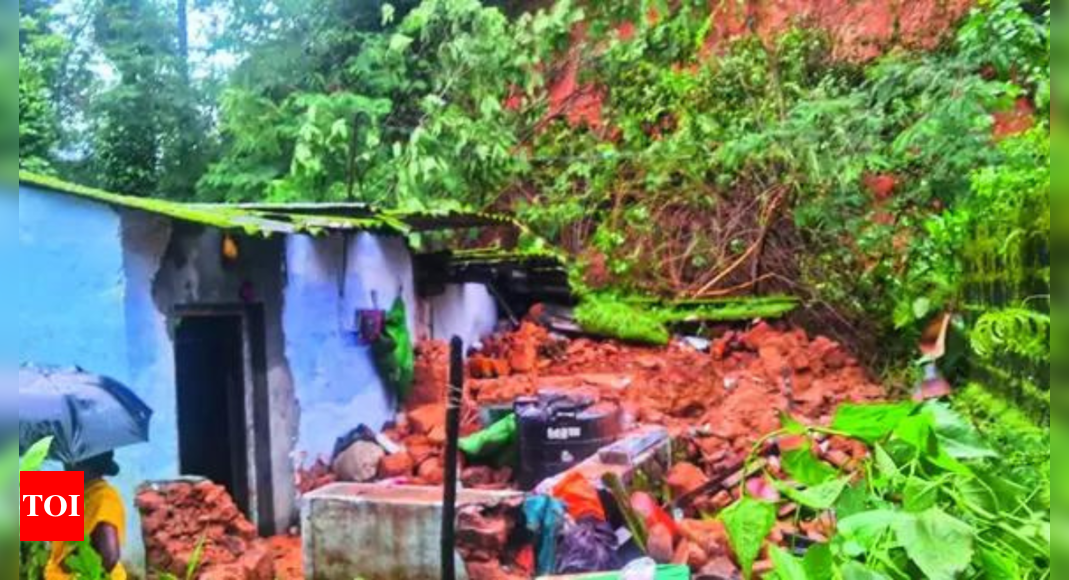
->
[[441, 336, 464, 580]]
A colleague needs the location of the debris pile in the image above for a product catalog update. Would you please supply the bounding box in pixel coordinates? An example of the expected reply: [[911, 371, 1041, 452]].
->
[[293, 310, 892, 577], [410, 340, 450, 406], [319, 316, 884, 497], [137, 480, 275, 580], [267, 535, 303, 580], [364, 402, 516, 489], [456, 499, 532, 580], [468, 320, 883, 475], [294, 459, 336, 495]]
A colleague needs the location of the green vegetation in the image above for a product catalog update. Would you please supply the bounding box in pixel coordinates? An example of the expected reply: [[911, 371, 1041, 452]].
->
[[574, 294, 799, 345], [18, 439, 53, 580], [199, 0, 581, 207], [575, 296, 672, 346], [18, 0, 1049, 362], [954, 383, 1049, 509], [159, 536, 206, 580], [722, 403, 1049, 580], [16, 2, 1051, 578]]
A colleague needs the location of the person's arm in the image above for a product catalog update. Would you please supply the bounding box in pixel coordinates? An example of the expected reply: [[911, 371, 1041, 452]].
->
[[90, 523, 122, 573]]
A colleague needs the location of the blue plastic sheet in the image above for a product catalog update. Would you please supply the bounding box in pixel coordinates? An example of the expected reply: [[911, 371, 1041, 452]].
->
[[524, 495, 565, 576], [557, 517, 620, 574]]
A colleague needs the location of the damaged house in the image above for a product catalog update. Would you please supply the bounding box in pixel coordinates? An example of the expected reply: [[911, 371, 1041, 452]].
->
[[16, 172, 566, 569]]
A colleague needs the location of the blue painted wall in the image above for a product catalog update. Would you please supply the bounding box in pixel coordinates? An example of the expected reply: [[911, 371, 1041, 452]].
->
[[284, 233, 417, 464], [0, 191, 20, 419], [18, 185, 179, 571], [19, 186, 129, 380], [17, 184, 502, 569]]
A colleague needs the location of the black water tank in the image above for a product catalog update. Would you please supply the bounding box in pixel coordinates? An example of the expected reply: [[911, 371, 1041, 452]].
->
[[515, 393, 622, 490]]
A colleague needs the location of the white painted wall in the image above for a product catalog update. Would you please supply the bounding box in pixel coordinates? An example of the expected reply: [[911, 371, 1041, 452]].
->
[[422, 284, 499, 351]]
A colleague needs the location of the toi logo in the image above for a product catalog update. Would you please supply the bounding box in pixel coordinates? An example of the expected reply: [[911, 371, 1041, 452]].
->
[[20, 471, 85, 542]]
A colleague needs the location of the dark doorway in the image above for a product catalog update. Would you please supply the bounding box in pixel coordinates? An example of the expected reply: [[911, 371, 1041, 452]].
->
[[175, 313, 251, 516]]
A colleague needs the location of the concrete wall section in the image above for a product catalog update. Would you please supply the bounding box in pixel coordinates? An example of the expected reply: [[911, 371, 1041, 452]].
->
[[424, 283, 499, 350], [117, 211, 178, 569], [302, 484, 524, 580], [18, 186, 173, 570], [152, 224, 298, 533], [284, 233, 417, 466]]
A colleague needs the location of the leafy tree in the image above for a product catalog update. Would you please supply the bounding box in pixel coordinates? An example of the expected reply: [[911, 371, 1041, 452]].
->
[[18, 0, 1049, 374], [89, 0, 179, 196], [199, 0, 581, 205], [19, 2, 66, 174]]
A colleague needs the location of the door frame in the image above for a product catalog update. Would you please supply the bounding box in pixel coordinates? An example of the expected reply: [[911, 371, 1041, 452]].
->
[[173, 303, 275, 534]]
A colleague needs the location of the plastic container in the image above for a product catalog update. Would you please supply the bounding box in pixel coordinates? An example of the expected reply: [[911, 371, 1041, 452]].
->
[[515, 393, 622, 489]]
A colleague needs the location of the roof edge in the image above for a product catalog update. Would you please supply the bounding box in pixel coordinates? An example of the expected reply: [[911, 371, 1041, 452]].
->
[[18, 172, 521, 236]]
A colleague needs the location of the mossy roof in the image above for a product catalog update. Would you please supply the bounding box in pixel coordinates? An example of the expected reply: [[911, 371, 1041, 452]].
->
[[19, 172, 517, 236]]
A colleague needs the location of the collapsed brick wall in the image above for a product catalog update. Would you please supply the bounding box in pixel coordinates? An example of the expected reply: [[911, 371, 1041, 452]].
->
[[368, 317, 884, 493], [137, 481, 275, 580]]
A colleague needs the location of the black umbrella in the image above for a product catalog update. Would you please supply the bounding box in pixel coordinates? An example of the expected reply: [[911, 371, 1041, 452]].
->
[[19, 364, 153, 464]]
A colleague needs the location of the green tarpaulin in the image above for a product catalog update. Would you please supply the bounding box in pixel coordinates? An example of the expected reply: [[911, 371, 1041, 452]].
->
[[372, 296, 414, 404]]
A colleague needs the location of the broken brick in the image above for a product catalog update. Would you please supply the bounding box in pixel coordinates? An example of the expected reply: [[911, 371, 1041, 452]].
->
[[378, 453, 415, 479], [668, 462, 709, 499], [407, 404, 446, 435]]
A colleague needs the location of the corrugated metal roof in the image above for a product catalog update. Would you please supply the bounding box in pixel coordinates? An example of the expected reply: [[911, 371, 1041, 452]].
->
[[19, 172, 517, 236]]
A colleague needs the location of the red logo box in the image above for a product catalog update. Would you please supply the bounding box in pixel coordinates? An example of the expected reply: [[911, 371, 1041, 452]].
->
[[20, 471, 85, 542]]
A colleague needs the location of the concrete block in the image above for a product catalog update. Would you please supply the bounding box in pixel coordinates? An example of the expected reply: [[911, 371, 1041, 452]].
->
[[302, 483, 524, 580]]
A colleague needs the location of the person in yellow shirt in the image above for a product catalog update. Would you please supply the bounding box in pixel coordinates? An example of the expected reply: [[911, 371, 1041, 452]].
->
[[46, 452, 127, 580]]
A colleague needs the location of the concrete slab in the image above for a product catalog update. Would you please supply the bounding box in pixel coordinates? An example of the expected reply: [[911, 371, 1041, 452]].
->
[[302, 483, 524, 580]]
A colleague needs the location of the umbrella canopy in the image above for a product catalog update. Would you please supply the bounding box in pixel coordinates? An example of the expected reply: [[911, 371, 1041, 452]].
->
[[19, 364, 153, 464]]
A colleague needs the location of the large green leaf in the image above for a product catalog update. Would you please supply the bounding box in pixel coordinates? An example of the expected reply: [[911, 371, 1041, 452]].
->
[[19, 437, 53, 472], [840, 562, 891, 580], [978, 547, 1020, 579], [774, 478, 849, 510], [66, 539, 107, 579], [721, 498, 777, 579], [974, 470, 1030, 514], [782, 445, 838, 486], [836, 482, 870, 519], [802, 544, 834, 580], [873, 444, 900, 480], [955, 476, 999, 518], [831, 403, 916, 443], [924, 402, 998, 460], [903, 478, 940, 513], [892, 509, 974, 580], [892, 414, 940, 458], [769, 545, 808, 580], [837, 510, 902, 556]]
